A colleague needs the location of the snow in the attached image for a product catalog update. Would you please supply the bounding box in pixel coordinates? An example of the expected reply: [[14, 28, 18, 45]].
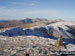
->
[[0, 21, 75, 51], [0, 26, 55, 39], [0, 21, 75, 39], [48, 21, 75, 30], [0, 27, 25, 37], [66, 44, 75, 51]]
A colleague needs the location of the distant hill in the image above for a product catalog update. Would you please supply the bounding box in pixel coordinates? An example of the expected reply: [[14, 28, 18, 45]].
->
[[0, 18, 58, 29], [20, 18, 33, 24]]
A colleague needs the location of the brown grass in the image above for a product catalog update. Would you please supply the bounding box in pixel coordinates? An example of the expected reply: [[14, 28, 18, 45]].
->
[[20, 23, 36, 29], [71, 25, 75, 29]]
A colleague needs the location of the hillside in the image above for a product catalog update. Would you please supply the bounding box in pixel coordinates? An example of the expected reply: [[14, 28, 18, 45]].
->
[[0, 18, 59, 29], [0, 20, 75, 56]]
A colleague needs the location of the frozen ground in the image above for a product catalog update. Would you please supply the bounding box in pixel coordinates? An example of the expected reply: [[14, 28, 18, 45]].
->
[[0, 36, 75, 56]]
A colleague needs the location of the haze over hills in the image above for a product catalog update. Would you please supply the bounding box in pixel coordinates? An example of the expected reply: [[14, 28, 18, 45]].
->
[[0, 18, 59, 29]]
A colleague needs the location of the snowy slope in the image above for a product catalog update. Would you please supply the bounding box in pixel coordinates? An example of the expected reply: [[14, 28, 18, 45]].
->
[[0, 27, 25, 36], [0, 21, 75, 39], [0, 21, 75, 52]]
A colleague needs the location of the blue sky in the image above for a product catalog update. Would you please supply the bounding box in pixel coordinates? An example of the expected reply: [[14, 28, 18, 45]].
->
[[0, 0, 75, 20]]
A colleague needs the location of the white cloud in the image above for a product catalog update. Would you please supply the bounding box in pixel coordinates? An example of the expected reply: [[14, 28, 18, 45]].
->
[[10, 2, 36, 6], [0, 7, 71, 20]]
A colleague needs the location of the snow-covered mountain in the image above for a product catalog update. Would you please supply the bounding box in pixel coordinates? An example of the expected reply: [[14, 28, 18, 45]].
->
[[0, 21, 75, 43], [0, 21, 75, 39], [0, 21, 75, 53]]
